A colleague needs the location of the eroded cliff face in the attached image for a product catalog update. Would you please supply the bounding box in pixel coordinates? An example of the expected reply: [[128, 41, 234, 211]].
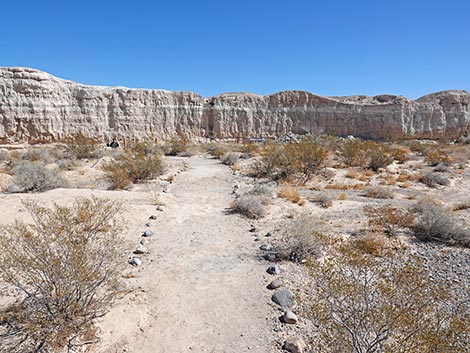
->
[[0, 67, 469, 143]]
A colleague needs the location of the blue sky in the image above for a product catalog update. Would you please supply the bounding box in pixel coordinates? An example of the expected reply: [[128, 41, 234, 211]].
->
[[1, 0, 469, 98]]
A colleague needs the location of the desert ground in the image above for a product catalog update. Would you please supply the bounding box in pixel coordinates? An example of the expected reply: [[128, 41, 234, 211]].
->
[[0, 136, 469, 353]]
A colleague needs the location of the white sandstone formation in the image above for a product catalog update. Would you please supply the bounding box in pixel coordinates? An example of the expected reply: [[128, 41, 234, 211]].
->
[[0, 67, 469, 142]]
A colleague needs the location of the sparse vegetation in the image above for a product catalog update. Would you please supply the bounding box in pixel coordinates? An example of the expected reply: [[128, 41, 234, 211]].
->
[[424, 148, 452, 166], [230, 194, 266, 219], [273, 214, 322, 262], [221, 152, 239, 166], [63, 133, 102, 160], [278, 186, 301, 203], [310, 192, 334, 208], [0, 197, 126, 353], [308, 246, 470, 353], [364, 186, 394, 199], [102, 151, 164, 190], [412, 201, 470, 247], [420, 172, 449, 188], [364, 205, 414, 237], [10, 160, 67, 192]]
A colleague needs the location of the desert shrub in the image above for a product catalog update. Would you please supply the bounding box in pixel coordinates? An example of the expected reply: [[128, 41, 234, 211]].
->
[[162, 134, 189, 156], [308, 248, 470, 353], [102, 153, 164, 190], [338, 139, 369, 167], [10, 161, 67, 193], [412, 201, 470, 247], [352, 231, 389, 256], [339, 140, 393, 171], [390, 146, 411, 164], [230, 195, 266, 219], [129, 138, 159, 156], [420, 172, 449, 188], [284, 137, 329, 182], [311, 192, 334, 208], [0, 197, 126, 353], [273, 214, 322, 262], [364, 205, 414, 237], [64, 133, 102, 160], [364, 186, 394, 199], [368, 145, 393, 171], [433, 163, 450, 173], [278, 186, 301, 203], [254, 141, 287, 177], [424, 148, 452, 166], [221, 152, 239, 166]]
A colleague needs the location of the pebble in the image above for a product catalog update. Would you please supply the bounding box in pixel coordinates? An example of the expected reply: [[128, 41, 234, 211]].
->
[[142, 229, 154, 237], [145, 222, 153, 227], [264, 253, 277, 262], [283, 310, 298, 324], [283, 337, 306, 353], [267, 265, 281, 275], [268, 278, 283, 290], [156, 205, 164, 211], [140, 238, 150, 246], [265, 231, 273, 237], [260, 244, 272, 251], [129, 257, 142, 266], [249, 227, 257, 233], [133, 245, 147, 254], [272, 289, 295, 308], [149, 215, 157, 220]]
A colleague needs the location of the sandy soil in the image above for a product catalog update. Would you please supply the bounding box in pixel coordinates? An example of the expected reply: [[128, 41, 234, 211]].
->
[[0, 155, 278, 353]]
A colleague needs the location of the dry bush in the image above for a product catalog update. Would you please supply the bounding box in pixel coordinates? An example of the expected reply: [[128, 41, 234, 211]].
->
[[102, 153, 164, 190], [221, 152, 239, 166], [0, 197, 126, 353], [364, 186, 394, 199], [162, 134, 189, 156], [338, 139, 369, 167], [352, 231, 389, 256], [420, 172, 449, 188], [145, 181, 164, 206], [412, 201, 470, 247], [207, 143, 230, 159], [10, 161, 67, 193], [230, 195, 266, 219], [63, 133, 102, 160], [0, 149, 9, 161], [311, 192, 334, 208], [325, 183, 365, 190], [278, 186, 301, 203], [368, 145, 393, 172], [253, 138, 328, 183], [345, 169, 359, 179], [337, 192, 347, 200], [273, 214, 322, 262], [390, 146, 411, 164], [364, 205, 414, 237], [308, 247, 470, 353], [128, 138, 159, 156], [424, 148, 452, 166]]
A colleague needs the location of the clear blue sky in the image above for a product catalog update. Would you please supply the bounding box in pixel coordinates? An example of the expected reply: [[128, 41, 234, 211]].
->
[[1, 0, 469, 98]]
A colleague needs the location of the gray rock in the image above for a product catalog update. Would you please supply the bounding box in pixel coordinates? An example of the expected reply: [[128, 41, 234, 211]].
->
[[129, 257, 142, 266], [156, 205, 164, 211], [264, 253, 277, 262], [260, 244, 272, 251], [283, 337, 306, 353], [265, 231, 273, 237], [267, 265, 281, 275], [272, 289, 295, 308], [145, 222, 153, 227], [142, 229, 154, 237], [268, 278, 283, 290], [149, 215, 157, 220], [283, 310, 298, 324], [249, 227, 257, 233], [133, 245, 147, 254]]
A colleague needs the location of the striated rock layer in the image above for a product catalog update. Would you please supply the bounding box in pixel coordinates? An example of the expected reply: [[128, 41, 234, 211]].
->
[[1, 67, 469, 143]]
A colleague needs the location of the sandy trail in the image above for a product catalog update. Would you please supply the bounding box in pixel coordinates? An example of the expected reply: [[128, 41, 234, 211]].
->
[[97, 155, 274, 353]]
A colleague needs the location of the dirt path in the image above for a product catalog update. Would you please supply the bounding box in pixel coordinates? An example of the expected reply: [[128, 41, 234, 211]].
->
[[97, 155, 275, 353]]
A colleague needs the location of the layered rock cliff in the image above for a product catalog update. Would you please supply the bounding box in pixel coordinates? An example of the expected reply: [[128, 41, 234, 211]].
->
[[0, 67, 469, 142]]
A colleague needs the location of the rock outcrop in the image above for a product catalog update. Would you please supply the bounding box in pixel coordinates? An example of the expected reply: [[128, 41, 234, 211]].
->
[[1, 67, 469, 142]]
